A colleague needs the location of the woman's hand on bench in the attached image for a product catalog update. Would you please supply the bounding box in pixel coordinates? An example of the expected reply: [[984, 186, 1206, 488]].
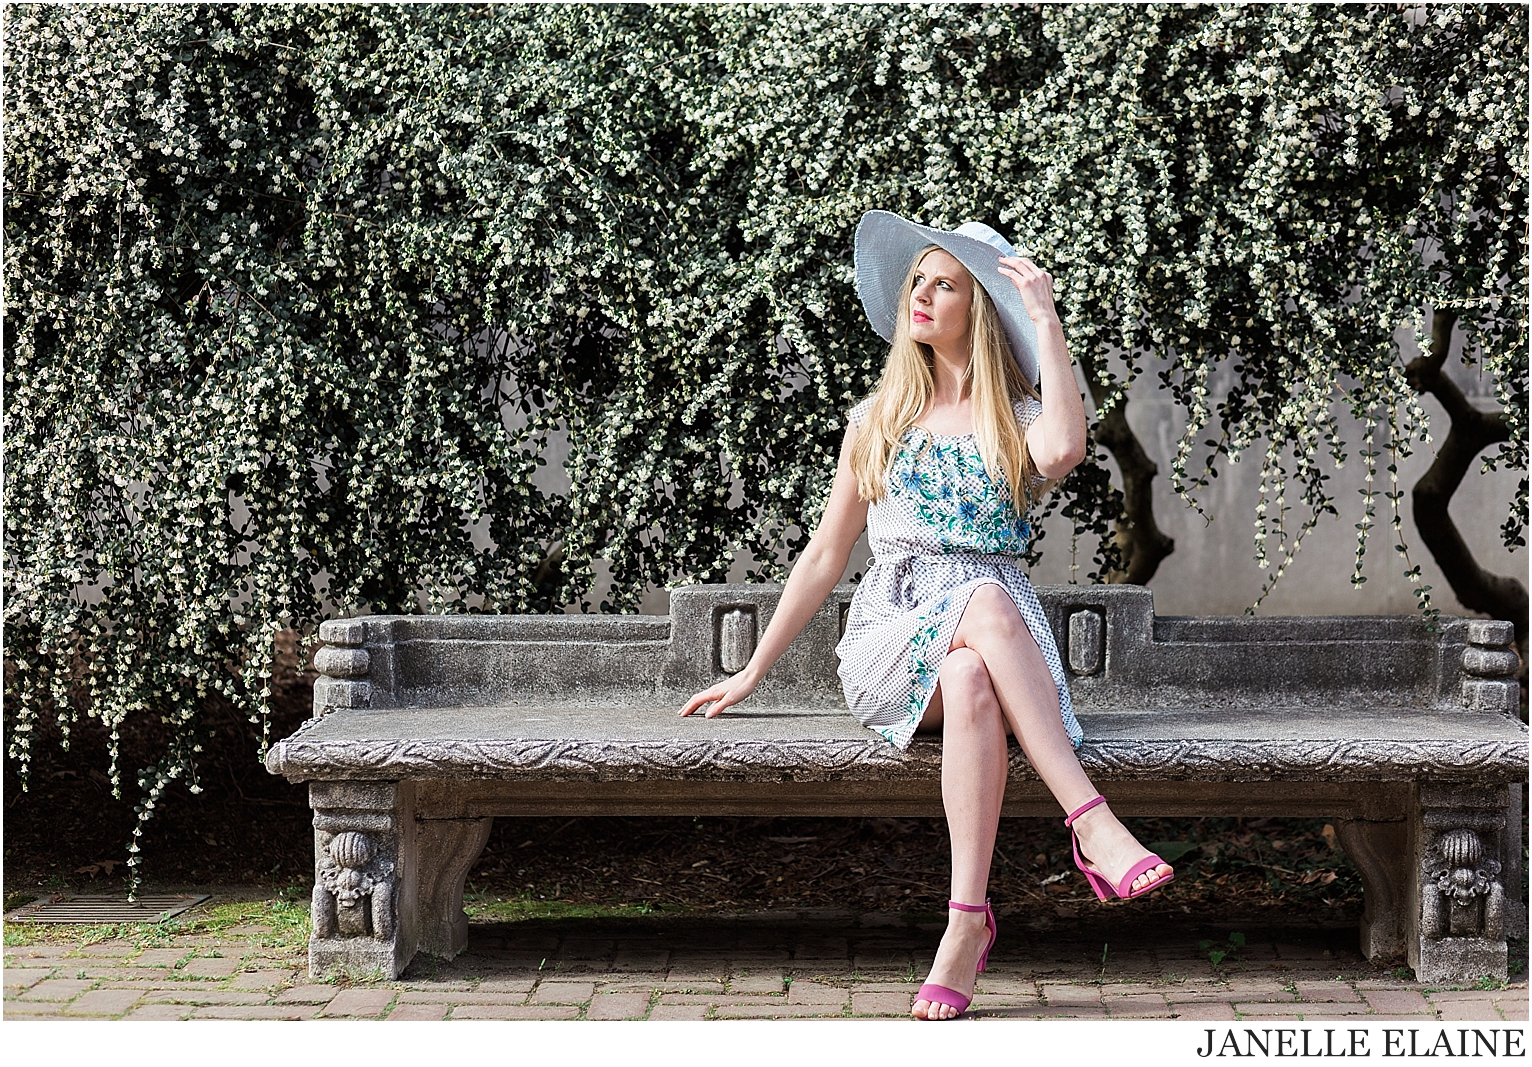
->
[[677, 438, 861, 724], [679, 670, 760, 719]]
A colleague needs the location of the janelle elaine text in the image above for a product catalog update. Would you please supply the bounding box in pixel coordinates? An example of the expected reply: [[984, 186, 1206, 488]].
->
[[1196, 1028, 1526, 1059]]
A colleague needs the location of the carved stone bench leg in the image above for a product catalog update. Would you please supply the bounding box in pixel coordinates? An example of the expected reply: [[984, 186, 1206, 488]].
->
[[416, 817, 494, 959], [1408, 783, 1510, 983], [308, 781, 418, 981], [1332, 818, 1408, 960]]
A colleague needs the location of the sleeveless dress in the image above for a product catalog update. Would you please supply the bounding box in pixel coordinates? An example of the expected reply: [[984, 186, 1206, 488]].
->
[[834, 394, 1084, 751]]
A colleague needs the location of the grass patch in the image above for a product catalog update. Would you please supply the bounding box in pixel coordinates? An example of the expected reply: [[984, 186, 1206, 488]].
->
[[4, 892, 39, 913], [1198, 931, 1247, 968], [463, 893, 676, 924], [2, 888, 310, 952]]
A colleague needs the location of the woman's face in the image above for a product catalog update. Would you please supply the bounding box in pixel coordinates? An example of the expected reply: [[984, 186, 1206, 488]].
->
[[907, 248, 974, 352]]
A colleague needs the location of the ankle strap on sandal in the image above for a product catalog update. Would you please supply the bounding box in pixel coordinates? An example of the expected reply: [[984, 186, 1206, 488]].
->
[[947, 899, 991, 913], [1063, 794, 1107, 827]]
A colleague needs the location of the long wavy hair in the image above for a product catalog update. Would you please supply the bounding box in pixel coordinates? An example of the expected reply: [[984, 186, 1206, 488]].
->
[[850, 245, 1044, 509]]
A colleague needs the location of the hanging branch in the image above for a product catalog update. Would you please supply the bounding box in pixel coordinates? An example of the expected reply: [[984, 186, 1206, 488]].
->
[[1405, 310, 1527, 646]]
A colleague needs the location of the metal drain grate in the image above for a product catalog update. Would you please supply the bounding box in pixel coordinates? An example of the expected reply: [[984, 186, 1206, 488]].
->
[[4, 893, 210, 925]]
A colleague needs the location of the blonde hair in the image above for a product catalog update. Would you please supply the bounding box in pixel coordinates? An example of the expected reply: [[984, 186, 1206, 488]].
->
[[849, 245, 1044, 510]]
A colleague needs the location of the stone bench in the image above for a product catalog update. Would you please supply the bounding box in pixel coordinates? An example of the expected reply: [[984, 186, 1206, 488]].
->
[[264, 584, 1527, 984]]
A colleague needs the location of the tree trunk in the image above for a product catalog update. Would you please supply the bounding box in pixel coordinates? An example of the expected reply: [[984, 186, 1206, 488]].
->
[[530, 541, 566, 606], [1073, 351, 1175, 585], [1405, 310, 1527, 706]]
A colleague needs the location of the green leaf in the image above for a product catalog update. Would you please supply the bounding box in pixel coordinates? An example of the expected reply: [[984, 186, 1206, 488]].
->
[[1148, 840, 1201, 863]]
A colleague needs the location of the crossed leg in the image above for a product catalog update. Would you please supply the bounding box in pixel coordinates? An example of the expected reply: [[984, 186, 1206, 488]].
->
[[910, 583, 1172, 1021]]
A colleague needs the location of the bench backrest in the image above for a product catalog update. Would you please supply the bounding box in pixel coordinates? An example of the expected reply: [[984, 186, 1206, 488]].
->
[[309, 584, 1521, 720]]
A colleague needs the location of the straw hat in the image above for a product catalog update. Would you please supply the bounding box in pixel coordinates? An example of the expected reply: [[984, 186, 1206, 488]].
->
[[853, 210, 1040, 387]]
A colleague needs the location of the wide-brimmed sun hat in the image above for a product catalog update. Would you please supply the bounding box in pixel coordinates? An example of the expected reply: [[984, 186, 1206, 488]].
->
[[853, 210, 1040, 387]]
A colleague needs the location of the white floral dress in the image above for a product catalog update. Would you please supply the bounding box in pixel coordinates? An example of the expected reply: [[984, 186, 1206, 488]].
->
[[834, 395, 1083, 751]]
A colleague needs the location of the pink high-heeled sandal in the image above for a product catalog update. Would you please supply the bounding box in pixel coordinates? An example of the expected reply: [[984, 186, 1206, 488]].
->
[[1065, 795, 1175, 901], [915, 899, 996, 1019]]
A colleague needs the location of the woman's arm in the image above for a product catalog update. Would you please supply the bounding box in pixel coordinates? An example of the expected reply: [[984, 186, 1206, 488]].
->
[[679, 419, 870, 718], [998, 256, 1088, 479]]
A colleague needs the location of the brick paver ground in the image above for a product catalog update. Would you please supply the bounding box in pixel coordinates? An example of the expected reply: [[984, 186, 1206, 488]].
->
[[5, 894, 1526, 1021]]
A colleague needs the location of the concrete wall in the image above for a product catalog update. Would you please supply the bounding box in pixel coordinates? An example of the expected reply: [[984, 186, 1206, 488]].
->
[[1027, 365, 1522, 618]]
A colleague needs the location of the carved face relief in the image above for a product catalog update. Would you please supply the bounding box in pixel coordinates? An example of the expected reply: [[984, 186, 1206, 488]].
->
[[334, 867, 373, 908], [1428, 829, 1501, 906]]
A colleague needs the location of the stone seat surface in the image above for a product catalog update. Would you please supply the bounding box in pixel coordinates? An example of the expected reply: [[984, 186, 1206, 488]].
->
[[267, 702, 1525, 783]]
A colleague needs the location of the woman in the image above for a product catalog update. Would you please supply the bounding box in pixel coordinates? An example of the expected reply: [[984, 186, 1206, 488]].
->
[[680, 211, 1173, 1020]]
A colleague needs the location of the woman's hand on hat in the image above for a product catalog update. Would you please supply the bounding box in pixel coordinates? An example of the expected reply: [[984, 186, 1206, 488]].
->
[[998, 255, 1059, 325], [679, 669, 761, 719]]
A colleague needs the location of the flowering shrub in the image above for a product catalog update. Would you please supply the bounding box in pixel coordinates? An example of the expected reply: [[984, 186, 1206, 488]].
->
[[1011, 5, 1526, 616], [4, 4, 1524, 883]]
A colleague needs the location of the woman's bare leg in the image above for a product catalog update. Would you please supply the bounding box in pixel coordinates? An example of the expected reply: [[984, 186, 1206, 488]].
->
[[910, 647, 1007, 1020], [951, 584, 1172, 894]]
